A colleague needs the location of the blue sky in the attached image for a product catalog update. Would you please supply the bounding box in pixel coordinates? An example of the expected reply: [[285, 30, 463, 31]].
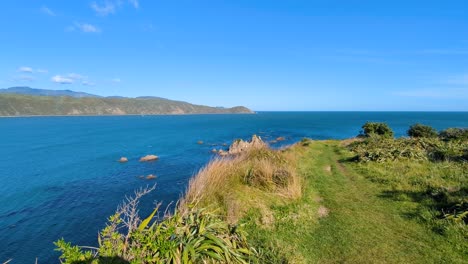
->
[[1, 0, 467, 111]]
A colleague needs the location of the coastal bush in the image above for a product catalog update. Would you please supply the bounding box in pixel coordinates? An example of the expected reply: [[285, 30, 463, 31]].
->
[[360, 122, 394, 138], [349, 136, 467, 162], [407, 123, 437, 138], [55, 186, 257, 264], [439, 128, 468, 141]]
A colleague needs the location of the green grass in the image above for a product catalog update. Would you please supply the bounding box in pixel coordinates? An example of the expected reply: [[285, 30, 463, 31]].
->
[[244, 140, 467, 263]]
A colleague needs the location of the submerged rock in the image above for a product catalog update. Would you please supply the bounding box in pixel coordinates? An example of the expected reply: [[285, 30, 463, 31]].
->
[[140, 155, 159, 162], [118, 157, 128, 163], [197, 140, 204, 145], [276, 137, 285, 141]]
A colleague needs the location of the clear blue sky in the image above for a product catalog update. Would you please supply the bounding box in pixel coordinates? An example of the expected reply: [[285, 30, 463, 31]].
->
[[1, 0, 467, 111]]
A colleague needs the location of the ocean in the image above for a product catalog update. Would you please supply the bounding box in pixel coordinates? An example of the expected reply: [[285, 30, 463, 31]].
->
[[0, 112, 467, 263]]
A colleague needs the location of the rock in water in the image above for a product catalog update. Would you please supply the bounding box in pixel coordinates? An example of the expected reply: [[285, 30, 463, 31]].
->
[[140, 155, 159, 162], [118, 157, 128, 163], [146, 174, 157, 180]]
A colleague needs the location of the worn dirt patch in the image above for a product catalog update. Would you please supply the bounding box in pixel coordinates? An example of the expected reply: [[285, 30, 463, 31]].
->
[[318, 205, 330, 218]]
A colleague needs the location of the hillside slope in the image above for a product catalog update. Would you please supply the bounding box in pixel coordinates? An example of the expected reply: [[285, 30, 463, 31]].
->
[[0, 94, 253, 116], [0, 87, 100, 98]]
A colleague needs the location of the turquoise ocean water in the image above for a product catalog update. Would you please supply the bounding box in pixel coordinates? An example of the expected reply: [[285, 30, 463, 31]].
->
[[0, 112, 467, 263]]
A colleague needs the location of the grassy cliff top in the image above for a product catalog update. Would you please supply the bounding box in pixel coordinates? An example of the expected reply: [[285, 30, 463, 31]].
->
[[55, 135, 467, 263]]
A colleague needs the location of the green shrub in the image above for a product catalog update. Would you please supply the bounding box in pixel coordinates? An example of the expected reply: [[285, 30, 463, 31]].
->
[[349, 137, 467, 162], [360, 122, 394, 138], [439, 128, 468, 141], [407, 123, 437, 138], [55, 187, 257, 264]]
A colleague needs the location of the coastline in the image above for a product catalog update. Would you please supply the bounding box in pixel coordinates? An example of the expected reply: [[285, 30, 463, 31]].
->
[[0, 112, 256, 118]]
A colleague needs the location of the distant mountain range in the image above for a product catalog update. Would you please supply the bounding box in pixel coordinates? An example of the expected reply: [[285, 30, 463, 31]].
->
[[0, 86, 101, 98], [0, 87, 253, 116]]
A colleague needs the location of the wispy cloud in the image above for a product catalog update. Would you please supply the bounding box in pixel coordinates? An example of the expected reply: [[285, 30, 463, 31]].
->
[[91, 1, 117, 16], [52, 75, 74, 84], [128, 0, 139, 8], [111, 78, 121, 83], [52, 73, 95, 85], [67, 73, 86, 80], [17, 67, 49, 74], [81, 80, 95, 86], [40, 6, 56, 16], [18, 66, 34, 73], [90, 0, 139, 16], [68, 22, 101, 33]]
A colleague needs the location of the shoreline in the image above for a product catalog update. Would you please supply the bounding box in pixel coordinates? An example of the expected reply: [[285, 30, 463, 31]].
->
[[0, 112, 256, 118]]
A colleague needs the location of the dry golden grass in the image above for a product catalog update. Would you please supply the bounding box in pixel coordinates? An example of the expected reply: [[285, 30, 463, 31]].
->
[[179, 144, 301, 223]]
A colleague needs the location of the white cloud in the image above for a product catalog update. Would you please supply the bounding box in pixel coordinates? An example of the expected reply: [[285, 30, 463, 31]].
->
[[69, 22, 101, 33], [52, 75, 74, 84], [91, 1, 116, 16], [36, 69, 48, 74], [40, 6, 56, 16], [51, 73, 94, 85], [90, 0, 139, 16], [67, 73, 86, 80], [18, 66, 34, 73], [111, 78, 121, 83]]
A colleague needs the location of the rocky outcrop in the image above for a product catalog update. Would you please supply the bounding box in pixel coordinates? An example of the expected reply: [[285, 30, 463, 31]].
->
[[118, 157, 128, 163], [216, 135, 267, 156], [140, 155, 159, 162]]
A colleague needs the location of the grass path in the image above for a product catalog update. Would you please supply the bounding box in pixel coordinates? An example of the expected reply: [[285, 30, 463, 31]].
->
[[254, 141, 466, 263]]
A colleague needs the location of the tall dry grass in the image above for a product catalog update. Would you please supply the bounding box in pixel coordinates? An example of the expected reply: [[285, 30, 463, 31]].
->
[[179, 144, 301, 223]]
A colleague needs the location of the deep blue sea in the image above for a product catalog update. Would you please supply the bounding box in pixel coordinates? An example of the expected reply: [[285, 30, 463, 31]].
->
[[1, 112, 467, 263]]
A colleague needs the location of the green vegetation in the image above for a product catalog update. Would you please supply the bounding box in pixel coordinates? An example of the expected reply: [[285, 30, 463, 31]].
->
[[349, 137, 467, 162], [407, 123, 438, 138], [0, 94, 252, 116], [241, 138, 466, 263], [360, 122, 394, 138], [56, 124, 467, 263], [56, 187, 256, 264], [439, 128, 468, 141]]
